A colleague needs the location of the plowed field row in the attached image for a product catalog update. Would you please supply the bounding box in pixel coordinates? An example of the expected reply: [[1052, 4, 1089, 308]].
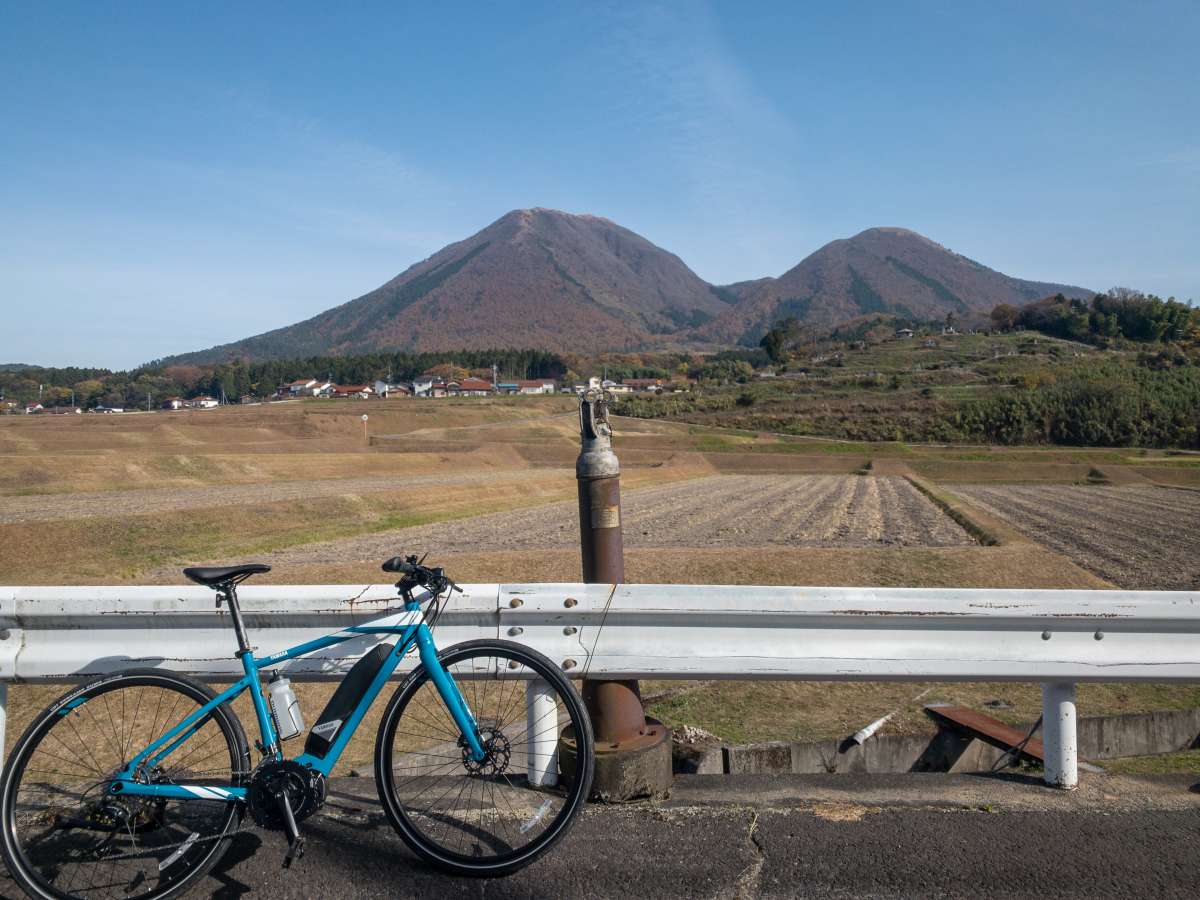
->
[[955, 484, 1200, 590], [237, 475, 973, 570]]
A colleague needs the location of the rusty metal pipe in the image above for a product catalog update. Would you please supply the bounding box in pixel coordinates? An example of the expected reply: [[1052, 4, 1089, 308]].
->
[[576, 391, 645, 745]]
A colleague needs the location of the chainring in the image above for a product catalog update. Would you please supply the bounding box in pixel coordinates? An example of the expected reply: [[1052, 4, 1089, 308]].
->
[[246, 760, 326, 829]]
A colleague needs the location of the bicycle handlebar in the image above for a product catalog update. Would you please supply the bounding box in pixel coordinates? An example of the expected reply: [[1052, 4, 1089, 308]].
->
[[382, 554, 463, 596]]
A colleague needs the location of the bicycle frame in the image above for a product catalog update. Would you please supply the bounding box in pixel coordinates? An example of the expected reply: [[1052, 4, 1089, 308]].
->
[[110, 594, 486, 802]]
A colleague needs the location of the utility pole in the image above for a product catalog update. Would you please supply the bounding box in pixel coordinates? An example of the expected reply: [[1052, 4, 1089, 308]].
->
[[565, 390, 671, 801]]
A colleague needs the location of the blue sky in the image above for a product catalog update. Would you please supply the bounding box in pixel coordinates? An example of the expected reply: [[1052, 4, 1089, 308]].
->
[[1, 1, 1196, 369]]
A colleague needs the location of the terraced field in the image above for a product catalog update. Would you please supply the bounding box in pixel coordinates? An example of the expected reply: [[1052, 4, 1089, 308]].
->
[[243, 474, 973, 569], [956, 484, 1200, 590]]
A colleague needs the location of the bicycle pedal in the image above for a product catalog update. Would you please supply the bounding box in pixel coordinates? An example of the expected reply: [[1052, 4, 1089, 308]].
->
[[282, 835, 305, 869]]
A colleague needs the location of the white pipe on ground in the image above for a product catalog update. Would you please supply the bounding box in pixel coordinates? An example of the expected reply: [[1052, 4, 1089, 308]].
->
[[1041, 682, 1078, 789]]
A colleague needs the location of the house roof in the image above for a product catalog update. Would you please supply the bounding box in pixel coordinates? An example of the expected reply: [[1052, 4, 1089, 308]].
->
[[332, 384, 371, 393], [516, 379, 554, 387], [457, 378, 494, 391]]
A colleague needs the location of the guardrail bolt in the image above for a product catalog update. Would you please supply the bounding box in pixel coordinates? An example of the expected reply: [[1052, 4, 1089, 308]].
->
[[564, 389, 672, 803], [564, 597, 578, 608], [1094, 631, 1104, 641], [0, 629, 9, 640], [1041, 631, 1052, 641], [507, 626, 524, 637], [563, 626, 578, 636], [508, 598, 523, 609]]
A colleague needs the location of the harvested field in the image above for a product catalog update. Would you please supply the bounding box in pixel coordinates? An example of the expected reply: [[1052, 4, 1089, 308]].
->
[[956, 484, 1200, 590], [238, 474, 973, 570], [0, 468, 571, 524]]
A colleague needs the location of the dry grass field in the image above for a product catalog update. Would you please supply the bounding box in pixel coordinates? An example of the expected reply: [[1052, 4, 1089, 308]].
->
[[2, 397, 1199, 771]]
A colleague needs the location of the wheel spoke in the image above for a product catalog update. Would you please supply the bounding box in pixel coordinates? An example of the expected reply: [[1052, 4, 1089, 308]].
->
[[380, 643, 592, 872]]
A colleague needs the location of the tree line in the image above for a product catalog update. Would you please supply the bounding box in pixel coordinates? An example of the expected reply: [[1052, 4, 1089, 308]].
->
[[991, 288, 1199, 348], [1, 349, 569, 409]]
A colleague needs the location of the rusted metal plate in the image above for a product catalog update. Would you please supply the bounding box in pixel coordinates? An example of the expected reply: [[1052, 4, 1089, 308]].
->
[[924, 705, 1045, 763]]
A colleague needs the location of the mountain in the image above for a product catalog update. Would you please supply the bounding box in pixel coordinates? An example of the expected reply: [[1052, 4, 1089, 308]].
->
[[164, 209, 730, 363], [161, 217, 1094, 363], [697, 227, 1094, 345]]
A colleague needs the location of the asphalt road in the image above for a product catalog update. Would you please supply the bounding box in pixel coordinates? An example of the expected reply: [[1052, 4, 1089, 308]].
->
[[4, 773, 1198, 899]]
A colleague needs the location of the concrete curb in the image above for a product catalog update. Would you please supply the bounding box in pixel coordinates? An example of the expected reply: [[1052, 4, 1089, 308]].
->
[[678, 708, 1200, 776]]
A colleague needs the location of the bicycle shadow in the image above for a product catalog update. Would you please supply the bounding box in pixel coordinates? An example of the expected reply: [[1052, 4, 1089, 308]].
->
[[205, 832, 262, 899], [297, 812, 569, 900]]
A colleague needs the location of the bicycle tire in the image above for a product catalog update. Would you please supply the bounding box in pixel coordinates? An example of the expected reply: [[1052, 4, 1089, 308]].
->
[[374, 639, 594, 876], [0, 669, 250, 900]]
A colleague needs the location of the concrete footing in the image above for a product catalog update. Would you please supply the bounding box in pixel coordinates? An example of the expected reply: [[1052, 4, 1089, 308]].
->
[[561, 717, 674, 801]]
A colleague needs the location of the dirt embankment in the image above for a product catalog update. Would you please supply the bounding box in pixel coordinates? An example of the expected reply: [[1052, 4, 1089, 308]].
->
[[0, 469, 573, 525]]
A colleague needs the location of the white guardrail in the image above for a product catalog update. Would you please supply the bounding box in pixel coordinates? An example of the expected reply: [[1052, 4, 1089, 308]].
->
[[2, 583, 1199, 789]]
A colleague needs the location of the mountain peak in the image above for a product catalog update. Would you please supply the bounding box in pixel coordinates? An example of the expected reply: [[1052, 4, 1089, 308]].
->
[[696, 227, 1092, 344], [161, 210, 724, 364]]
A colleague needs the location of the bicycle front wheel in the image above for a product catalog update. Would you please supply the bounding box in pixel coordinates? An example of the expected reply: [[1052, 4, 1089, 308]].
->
[[0, 669, 249, 900], [374, 639, 594, 876]]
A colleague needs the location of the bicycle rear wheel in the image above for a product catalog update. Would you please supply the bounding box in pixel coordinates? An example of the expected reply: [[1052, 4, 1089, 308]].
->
[[374, 639, 594, 876], [0, 669, 249, 900]]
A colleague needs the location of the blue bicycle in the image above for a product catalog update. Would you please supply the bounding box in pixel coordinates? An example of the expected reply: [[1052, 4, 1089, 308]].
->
[[0, 556, 595, 899]]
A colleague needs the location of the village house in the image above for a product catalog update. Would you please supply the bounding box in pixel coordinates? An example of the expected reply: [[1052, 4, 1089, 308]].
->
[[187, 396, 220, 409], [161, 397, 184, 410], [285, 379, 318, 397], [602, 379, 632, 395], [329, 384, 373, 399], [411, 376, 435, 397], [516, 379, 556, 395], [895, 328, 915, 339], [373, 380, 412, 399], [454, 378, 494, 397], [24, 402, 43, 414]]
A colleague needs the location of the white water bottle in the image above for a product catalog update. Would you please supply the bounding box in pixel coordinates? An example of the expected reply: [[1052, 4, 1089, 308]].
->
[[267, 674, 305, 741]]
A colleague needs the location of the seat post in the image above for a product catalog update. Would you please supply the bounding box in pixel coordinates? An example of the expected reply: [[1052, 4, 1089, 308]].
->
[[220, 584, 253, 656]]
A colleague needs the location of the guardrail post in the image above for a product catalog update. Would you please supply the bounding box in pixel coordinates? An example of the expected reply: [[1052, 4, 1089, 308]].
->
[[526, 678, 558, 787], [574, 390, 671, 801], [0, 682, 7, 764], [1041, 682, 1078, 789]]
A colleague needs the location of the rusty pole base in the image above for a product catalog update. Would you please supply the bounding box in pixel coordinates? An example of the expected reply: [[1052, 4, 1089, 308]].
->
[[558, 718, 673, 803]]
